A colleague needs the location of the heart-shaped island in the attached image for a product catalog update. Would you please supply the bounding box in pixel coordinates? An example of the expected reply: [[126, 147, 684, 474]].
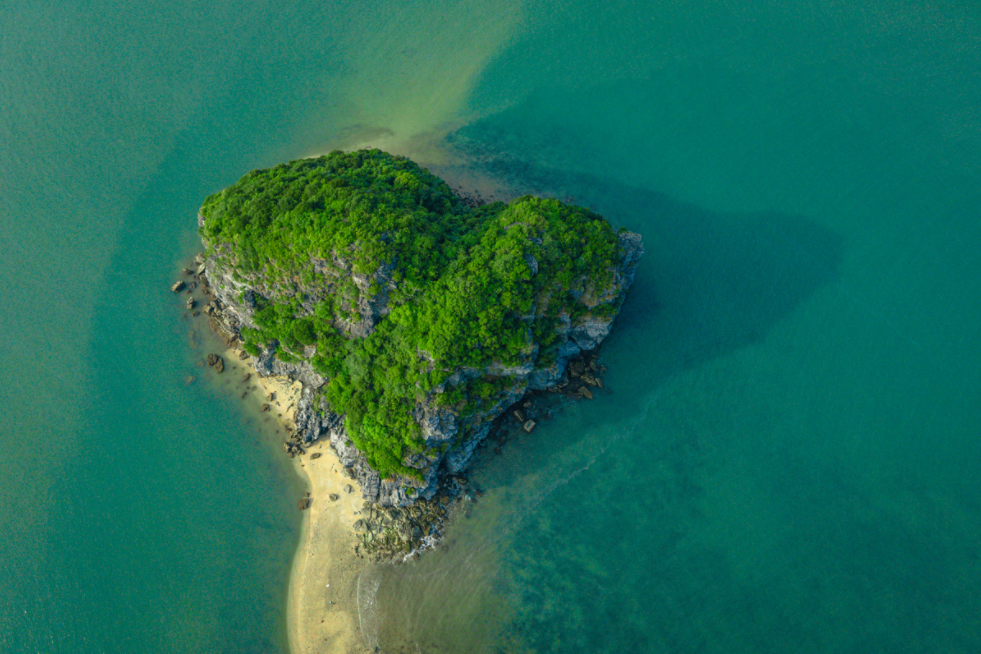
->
[[195, 149, 642, 510]]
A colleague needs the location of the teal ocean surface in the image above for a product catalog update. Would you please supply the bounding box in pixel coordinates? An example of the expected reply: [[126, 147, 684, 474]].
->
[[2, 0, 980, 652]]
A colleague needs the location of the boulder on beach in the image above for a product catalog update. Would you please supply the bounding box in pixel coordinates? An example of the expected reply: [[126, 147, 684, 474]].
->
[[206, 353, 224, 373], [171, 280, 186, 292]]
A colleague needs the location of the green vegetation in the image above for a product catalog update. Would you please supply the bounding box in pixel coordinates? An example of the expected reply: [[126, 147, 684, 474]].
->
[[200, 150, 625, 479]]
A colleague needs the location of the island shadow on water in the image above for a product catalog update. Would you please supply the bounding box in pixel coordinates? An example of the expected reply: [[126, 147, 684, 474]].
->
[[434, 132, 845, 413], [362, 136, 844, 652]]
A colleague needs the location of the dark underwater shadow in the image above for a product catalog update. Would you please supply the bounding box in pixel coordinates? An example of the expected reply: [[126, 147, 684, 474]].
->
[[431, 140, 845, 413], [439, 69, 847, 387]]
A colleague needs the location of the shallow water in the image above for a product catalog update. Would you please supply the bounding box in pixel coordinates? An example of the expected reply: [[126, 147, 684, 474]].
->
[[2, 0, 980, 652]]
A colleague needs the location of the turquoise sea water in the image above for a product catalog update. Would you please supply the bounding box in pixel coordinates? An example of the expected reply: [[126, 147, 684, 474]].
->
[[2, 0, 980, 652]]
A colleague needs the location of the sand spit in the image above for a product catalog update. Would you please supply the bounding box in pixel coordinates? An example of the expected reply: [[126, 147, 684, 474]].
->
[[179, 260, 372, 652], [218, 347, 370, 654], [286, 437, 371, 654]]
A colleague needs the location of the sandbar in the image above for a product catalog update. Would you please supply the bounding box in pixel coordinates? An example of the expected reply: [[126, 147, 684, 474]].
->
[[221, 347, 370, 654]]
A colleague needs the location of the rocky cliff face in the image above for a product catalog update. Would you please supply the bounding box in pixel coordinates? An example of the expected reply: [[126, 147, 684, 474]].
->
[[199, 226, 642, 506]]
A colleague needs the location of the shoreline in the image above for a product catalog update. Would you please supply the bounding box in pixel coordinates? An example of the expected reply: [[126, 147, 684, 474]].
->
[[178, 166, 635, 650], [178, 259, 378, 654], [214, 344, 370, 654]]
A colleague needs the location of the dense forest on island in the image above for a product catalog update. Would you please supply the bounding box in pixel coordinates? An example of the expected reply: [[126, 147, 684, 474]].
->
[[200, 150, 628, 478]]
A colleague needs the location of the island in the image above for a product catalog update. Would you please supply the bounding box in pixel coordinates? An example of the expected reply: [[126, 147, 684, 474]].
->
[[191, 149, 642, 553]]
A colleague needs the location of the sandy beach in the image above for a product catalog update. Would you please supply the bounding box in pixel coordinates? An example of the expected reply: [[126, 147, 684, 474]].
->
[[285, 437, 370, 654], [219, 347, 370, 654]]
